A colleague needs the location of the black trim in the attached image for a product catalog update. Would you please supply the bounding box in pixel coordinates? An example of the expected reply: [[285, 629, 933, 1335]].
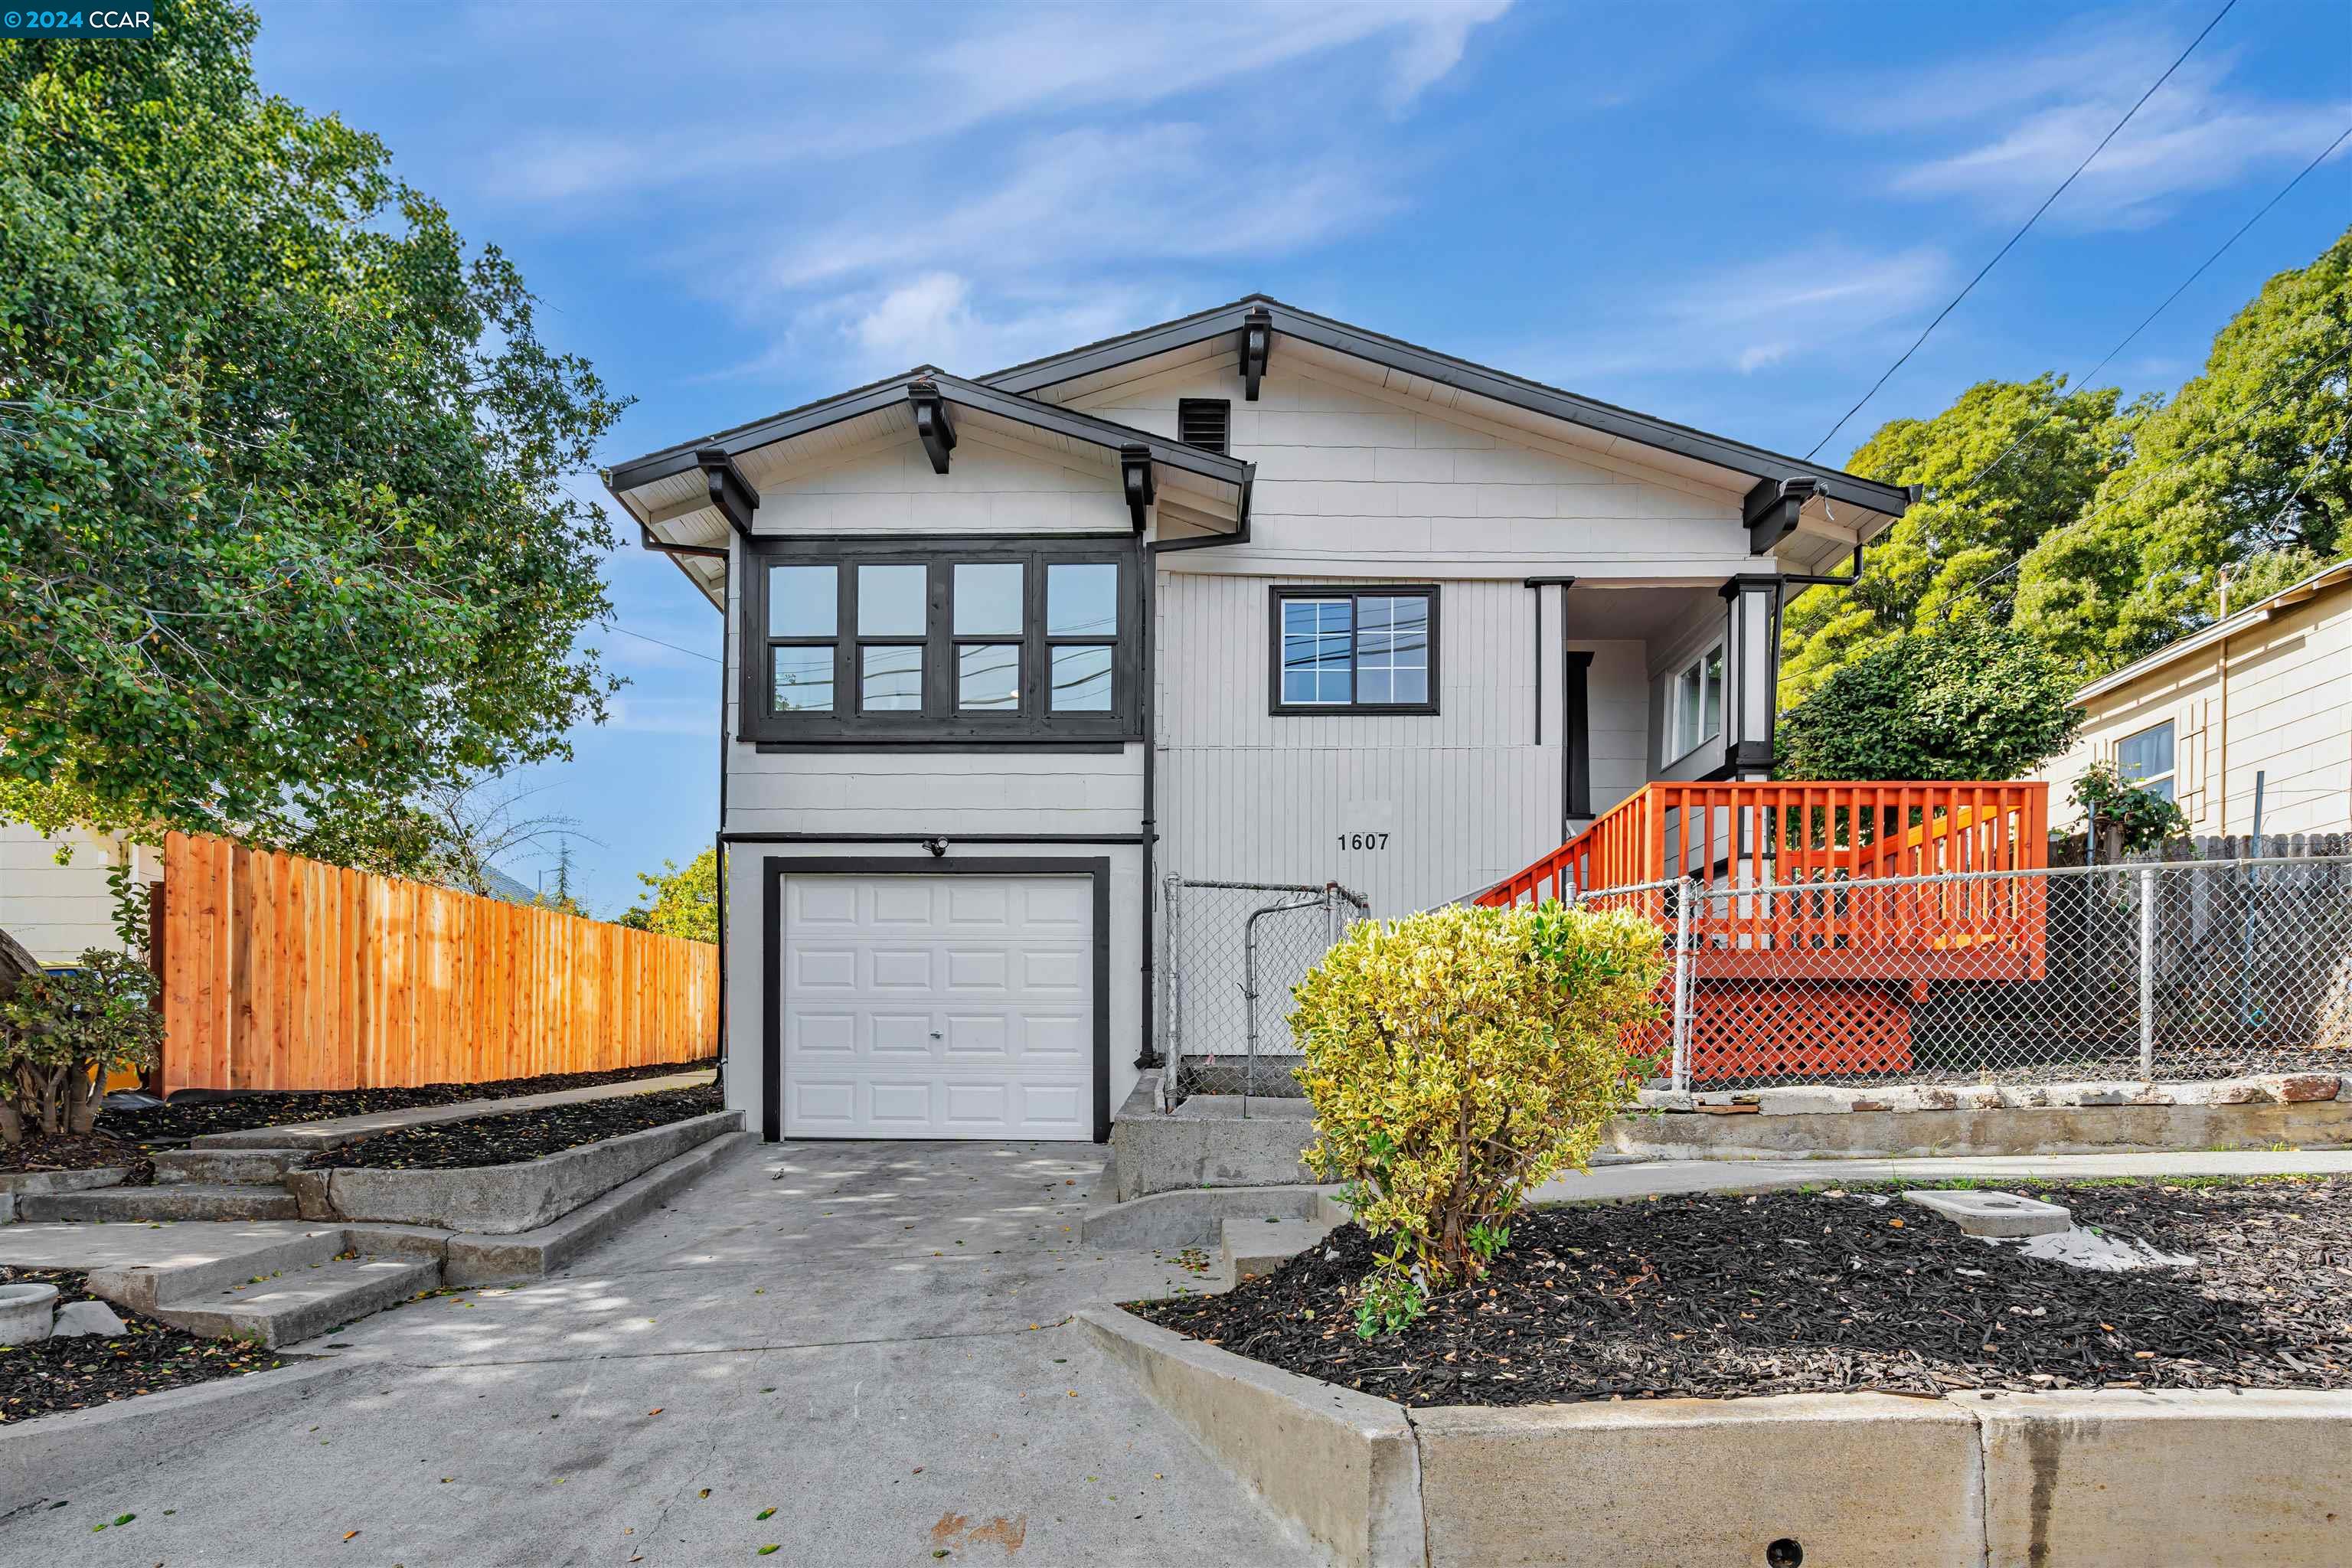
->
[[1137, 556, 1159, 1072], [639, 522, 729, 562], [608, 368, 1248, 495], [982, 297, 1913, 519], [696, 449, 761, 536], [740, 535, 1141, 746], [1521, 576, 1576, 746], [1267, 584, 1441, 716], [753, 740, 1132, 753], [726, 832, 1145, 844], [762, 856, 1115, 1144], [1564, 650, 1593, 824]]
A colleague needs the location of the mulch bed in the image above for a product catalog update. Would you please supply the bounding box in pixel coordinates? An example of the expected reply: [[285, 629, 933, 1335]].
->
[[0, 1133, 154, 1184], [0, 1267, 294, 1424], [88, 1058, 714, 1155], [1132, 1177, 2352, 1408], [302, 1083, 722, 1171]]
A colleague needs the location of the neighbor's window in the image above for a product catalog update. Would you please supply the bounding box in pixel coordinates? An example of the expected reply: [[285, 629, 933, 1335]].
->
[[1664, 643, 1723, 763], [1269, 586, 1438, 714], [749, 543, 1132, 741], [2117, 720, 2177, 803]]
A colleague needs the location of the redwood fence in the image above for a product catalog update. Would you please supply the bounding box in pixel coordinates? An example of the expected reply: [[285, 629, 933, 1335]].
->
[[157, 833, 716, 1093]]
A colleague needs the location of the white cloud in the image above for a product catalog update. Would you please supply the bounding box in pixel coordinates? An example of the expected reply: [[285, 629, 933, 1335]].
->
[[826, 274, 1175, 381], [602, 695, 716, 737], [1834, 20, 2350, 229]]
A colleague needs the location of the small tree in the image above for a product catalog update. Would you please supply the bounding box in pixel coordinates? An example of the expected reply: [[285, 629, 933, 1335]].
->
[[1290, 901, 1667, 1336], [1776, 616, 2082, 782], [0, 951, 162, 1143], [626, 850, 719, 944]]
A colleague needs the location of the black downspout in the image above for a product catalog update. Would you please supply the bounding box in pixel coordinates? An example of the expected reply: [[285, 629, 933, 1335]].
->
[[1135, 553, 1159, 1071], [713, 547, 731, 1098]]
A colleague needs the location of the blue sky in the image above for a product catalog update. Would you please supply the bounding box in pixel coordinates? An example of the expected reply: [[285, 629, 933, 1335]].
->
[[247, 0, 2350, 916]]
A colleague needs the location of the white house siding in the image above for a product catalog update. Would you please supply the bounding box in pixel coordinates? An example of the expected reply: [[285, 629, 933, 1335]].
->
[[2042, 580, 2351, 837], [0, 824, 140, 965], [720, 426, 1148, 1133]]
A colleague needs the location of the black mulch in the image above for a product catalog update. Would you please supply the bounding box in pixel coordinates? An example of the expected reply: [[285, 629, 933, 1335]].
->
[[0, 1133, 154, 1184], [95, 1058, 714, 1152], [302, 1083, 722, 1171], [1131, 1178, 2352, 1408], [0, 1267, 296, 1425]]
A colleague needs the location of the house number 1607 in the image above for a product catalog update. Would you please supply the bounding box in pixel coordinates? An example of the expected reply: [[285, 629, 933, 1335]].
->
[[1338, 832, 1390, 851]]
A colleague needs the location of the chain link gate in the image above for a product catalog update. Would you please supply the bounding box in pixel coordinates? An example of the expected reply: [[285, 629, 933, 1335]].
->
[[1158, 879, 1370, 1102]]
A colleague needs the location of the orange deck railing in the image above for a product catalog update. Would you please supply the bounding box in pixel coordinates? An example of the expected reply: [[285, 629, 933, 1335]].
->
[[1477, 780, 2050, 982]]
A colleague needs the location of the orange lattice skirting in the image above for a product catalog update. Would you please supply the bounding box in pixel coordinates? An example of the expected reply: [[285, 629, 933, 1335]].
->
[[1685, 981, 1914, 1083]]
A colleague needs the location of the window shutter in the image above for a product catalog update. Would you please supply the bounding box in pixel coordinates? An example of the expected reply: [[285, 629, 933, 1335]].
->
[[1177, 398, 1230, 453]]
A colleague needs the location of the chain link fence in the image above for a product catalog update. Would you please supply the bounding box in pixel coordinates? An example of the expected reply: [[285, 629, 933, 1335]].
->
[[1158, 878, 1369, 1099], [1596, 854, 2352, 1091]]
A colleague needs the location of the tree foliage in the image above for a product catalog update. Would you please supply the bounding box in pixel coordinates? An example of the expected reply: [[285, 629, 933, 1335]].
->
[[0, 1, 627, 873], [1775, 616, 2082, 782], [1779, 374, 2139, 707], [1292, 901, 1665, 1324], [623, 849, 718, 944], [2016, 227, 2350, 671], [0, 950, 161, 1143]]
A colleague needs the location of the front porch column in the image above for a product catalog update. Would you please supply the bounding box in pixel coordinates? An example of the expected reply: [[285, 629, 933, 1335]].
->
[[1719, 575, 1780, 779]]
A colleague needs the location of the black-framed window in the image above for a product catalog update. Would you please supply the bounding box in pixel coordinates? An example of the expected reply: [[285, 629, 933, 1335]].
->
[[1267, 585, 1439, 715], [743, 535, 1139, 745]]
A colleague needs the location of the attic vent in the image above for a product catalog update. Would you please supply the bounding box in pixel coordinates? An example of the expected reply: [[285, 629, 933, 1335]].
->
[[1178, 398, 1230, 454]]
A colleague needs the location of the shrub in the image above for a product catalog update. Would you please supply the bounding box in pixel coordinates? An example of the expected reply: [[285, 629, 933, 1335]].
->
[[1290, 900, 1668, 1325], [0, 949, 162, 1144], [2070, 762, 2187, 856]]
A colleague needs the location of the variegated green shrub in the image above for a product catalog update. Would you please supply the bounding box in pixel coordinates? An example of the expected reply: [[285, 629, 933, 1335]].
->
[[1291, 900, 1667, 1307]]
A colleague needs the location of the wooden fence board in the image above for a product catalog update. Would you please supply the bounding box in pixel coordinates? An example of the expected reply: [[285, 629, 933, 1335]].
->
[[159, 833, 715, 1093]]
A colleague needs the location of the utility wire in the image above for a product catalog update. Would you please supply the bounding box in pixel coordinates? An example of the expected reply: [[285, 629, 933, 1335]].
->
[[608, 624, 721, 664], [1805, 0, 2241, 460]]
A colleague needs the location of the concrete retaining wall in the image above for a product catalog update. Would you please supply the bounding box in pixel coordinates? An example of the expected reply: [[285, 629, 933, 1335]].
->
[[1085, 1304, 2352, 1567], [1118, 1073, 2352, 1198], [286, 1111, 741, 1233]]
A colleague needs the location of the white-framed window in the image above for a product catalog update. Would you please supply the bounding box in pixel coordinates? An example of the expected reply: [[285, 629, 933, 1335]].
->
[[1662, 642, 1723, 765], [2116, 720, 2177, 803]]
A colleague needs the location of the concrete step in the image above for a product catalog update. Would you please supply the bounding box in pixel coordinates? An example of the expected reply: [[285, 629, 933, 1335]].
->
[[18, 1182, 301, 1223], [150, 1148, 312, 1186], [87, 1228, 348, 1317], [149, 1253, 443, 1348], [1221, 1215, 1340, 1285]]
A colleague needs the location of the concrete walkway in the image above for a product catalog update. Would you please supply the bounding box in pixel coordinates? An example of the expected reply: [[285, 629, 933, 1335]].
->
[[0, 1139, 1316, 1567], [0, 1217, 338, 1272]]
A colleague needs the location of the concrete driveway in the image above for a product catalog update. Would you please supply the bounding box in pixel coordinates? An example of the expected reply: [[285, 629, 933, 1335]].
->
[[2, 1141, 1313, 1568]]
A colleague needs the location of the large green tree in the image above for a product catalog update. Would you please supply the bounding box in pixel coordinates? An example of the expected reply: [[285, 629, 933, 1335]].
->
[[1779, 374, 2139, 707], [621, 849, 718, 945], [2014, 227, 2350, 672], [1775, 616, 2082, 782], [0, 2, 626, 871]]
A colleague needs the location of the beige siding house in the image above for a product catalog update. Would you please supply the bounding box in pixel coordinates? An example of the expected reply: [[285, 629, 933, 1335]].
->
[[2041, 560, 2352, 836], [603, 297, 1918, 1144]]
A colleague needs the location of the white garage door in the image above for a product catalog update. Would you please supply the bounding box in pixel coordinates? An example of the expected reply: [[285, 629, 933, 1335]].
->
[[780, 874, 1093, 1139]]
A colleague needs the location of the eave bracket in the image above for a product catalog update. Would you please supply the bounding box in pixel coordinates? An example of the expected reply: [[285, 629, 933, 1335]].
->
[[693, 448, 761, 536], [1236, 305, 1272, 402], [1743, 475, 1818, 555], [909, 380, 958, 475], [1120, 444, 1156, 532]]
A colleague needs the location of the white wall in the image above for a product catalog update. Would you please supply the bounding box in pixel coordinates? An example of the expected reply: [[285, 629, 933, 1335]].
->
[[0, 824, 139, 965], [749, 423, 1131, 535]]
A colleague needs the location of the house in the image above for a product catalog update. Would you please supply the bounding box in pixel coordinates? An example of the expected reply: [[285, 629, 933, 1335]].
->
[[2040, 557, 2351, 837], [603, 297, 1916, 1143], [0, 823, 146, 965]]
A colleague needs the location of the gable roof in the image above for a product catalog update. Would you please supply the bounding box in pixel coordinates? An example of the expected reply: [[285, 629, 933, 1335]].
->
[[982, 295, 1914, 518]]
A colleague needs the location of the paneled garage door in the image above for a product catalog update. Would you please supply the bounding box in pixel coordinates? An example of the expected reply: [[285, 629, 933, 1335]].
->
[[779, 874, 1093, 1139]]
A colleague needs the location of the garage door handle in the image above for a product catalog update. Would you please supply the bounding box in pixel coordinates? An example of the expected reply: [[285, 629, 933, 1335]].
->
[[930, 1031, 942, 1039]]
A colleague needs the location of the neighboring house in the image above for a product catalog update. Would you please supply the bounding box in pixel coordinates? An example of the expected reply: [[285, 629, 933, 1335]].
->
[[2041, 558, 2351, 838], [603, 297, 1916, 1144], [0, 823, 146, 965]]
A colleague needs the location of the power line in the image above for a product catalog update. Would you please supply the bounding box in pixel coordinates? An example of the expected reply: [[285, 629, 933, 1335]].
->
[[1805, 0, 2241, 461], [1954, 119, 2352, 498], [607, 624, 720, 664]]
